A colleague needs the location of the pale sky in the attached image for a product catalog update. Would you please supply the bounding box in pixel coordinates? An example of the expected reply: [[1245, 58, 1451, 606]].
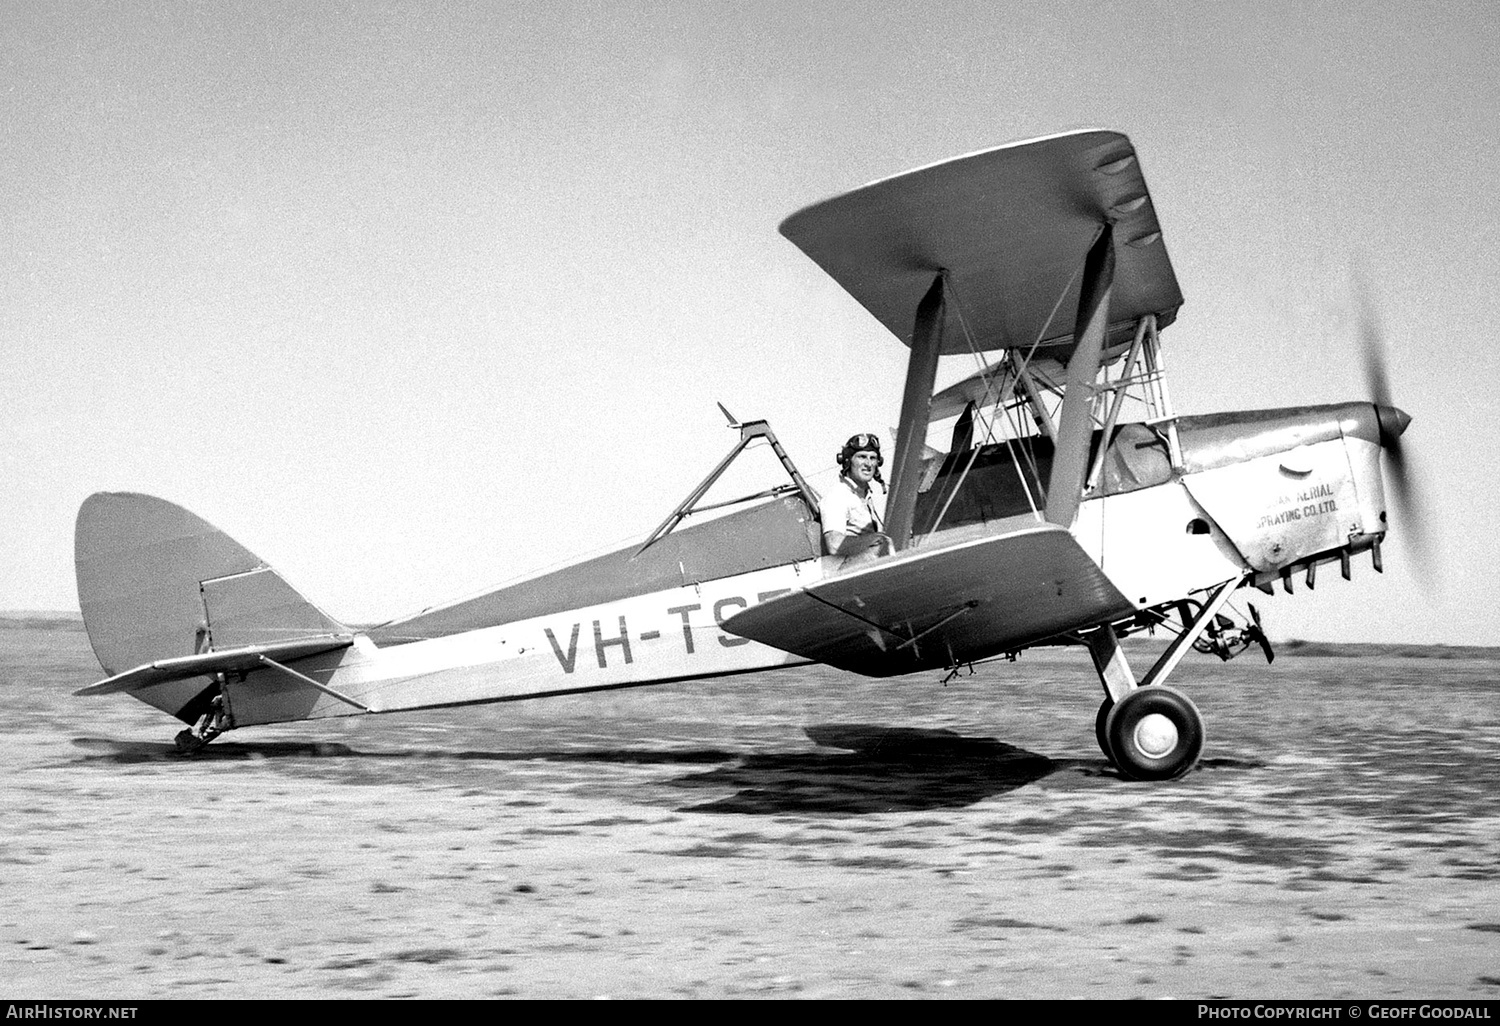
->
[[4, 0, 1497, 645]]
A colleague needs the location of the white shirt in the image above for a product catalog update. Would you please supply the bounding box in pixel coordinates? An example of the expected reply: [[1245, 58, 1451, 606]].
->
[[820, 474, 885, 549]]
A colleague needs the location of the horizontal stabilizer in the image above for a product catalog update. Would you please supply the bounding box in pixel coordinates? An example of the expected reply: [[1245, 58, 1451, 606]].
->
[[74, 492, 349, 722], [74, 635, 353, 696], [722, 524, 1134, 676]]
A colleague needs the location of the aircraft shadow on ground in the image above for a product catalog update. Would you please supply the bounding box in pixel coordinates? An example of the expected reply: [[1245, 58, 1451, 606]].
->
[[67, 727, 1264, 815], [670, 724, 1069, 814], [66, 736, 736, 766]]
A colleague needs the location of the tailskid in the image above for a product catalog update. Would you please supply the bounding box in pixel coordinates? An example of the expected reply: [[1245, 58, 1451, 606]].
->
[[174, 687, 228, 753]]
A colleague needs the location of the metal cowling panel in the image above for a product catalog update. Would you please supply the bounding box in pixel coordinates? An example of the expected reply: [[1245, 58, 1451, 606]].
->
[[1175, 403, 1381, 475]]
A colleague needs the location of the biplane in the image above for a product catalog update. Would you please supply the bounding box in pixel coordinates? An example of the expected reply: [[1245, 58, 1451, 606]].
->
[[72, 129, 1412, 780]]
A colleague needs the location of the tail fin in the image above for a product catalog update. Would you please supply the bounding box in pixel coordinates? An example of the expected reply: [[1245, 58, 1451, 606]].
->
[[75, 492, 347, 720]]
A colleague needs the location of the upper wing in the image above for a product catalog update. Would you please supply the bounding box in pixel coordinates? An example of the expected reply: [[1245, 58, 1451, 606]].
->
[[780, 129, 1182, 360], [721, 523, 1135, 676]]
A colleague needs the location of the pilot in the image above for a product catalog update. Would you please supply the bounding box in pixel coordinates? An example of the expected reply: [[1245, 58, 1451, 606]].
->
[[821, 433, 893, 562]]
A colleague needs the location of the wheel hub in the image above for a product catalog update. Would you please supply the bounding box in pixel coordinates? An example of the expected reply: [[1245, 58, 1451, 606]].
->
[[1133, 713, 1179, 758]]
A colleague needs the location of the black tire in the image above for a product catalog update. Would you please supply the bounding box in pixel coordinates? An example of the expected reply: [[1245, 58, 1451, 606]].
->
[[1103, 686, 1204, 781], [1095, 698, 1115, 764]]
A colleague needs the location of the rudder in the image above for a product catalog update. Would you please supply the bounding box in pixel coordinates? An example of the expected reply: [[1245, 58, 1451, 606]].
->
[[74, 492, 346, 721]]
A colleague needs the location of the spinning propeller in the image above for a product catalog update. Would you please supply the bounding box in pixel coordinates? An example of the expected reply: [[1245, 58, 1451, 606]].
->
[[1354, 275, 1428, 571]]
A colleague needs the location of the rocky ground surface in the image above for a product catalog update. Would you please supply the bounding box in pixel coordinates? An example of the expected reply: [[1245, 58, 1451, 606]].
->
[[3, 617, 1497, 999]]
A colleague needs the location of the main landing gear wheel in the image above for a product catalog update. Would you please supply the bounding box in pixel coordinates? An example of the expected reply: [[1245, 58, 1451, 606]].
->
[[1102, 686, 1204, 781], [1095, 698, 1115, 764]]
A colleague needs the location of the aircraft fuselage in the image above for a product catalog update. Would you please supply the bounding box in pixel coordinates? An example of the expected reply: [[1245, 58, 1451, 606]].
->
[[217, 402, 1401, 729]]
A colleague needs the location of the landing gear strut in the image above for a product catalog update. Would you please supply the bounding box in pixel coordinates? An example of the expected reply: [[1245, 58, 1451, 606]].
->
[[1085, 575, 1245, 781]]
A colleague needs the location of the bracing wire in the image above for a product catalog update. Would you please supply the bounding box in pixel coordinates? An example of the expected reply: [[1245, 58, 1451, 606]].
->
[[918, 277, 1040, 539], [917, 227, 1103, 539]]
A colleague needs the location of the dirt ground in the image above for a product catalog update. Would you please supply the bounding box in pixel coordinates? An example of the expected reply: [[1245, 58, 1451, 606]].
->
[[2, 616, 1497, 999]]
